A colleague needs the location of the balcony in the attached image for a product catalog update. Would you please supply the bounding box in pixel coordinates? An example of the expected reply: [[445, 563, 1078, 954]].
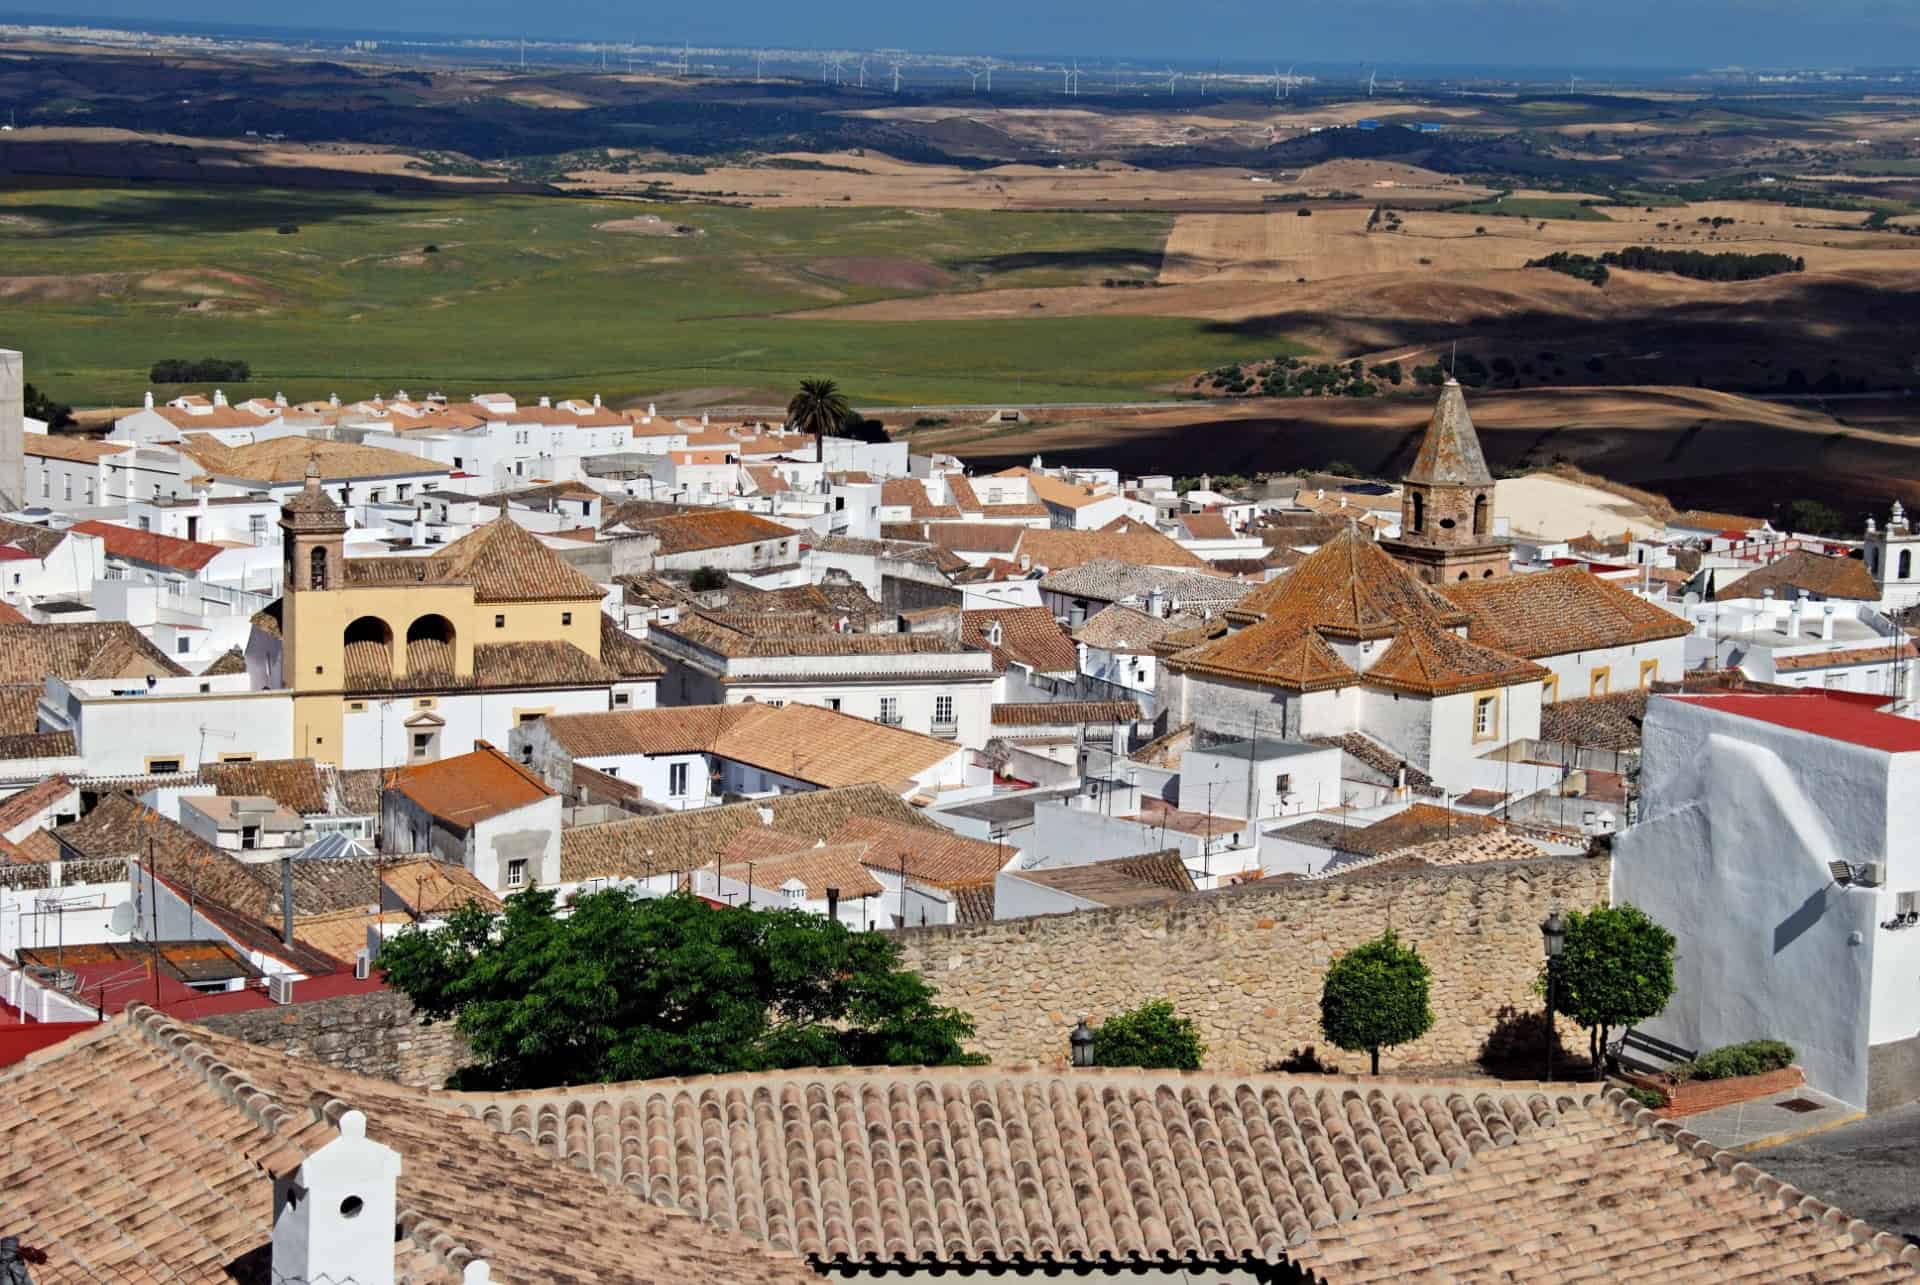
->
[[930, 720, 958, 739], [876, 712, 904, 727]]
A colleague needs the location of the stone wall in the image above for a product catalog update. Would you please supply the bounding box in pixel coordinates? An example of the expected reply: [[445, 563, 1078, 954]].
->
[[894, 856, 1610, 1072], [198, 989, 469, 1089]]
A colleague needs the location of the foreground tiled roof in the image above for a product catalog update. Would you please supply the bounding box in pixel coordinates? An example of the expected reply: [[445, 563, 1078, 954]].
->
[[962, 606, 1079, 673], [658, 610, 986, 662], [991, 699, 1142, 727], [1443, 565, 1692, 658], [465, 1066, 1920, 1280], [0, 620, 188, 685], [1363, 618, 1549, 697], [0, 1010, 816, 1284], [392, 741, 554, 829], [1334, 802, 1504, 857], [1015, 527, 1211, 573], [0, 516, 72, 560], [379, 856, 505, 916], [560, 783, 936, 882], [1718, 549, 1880, 602], [0, 773, 74, 832], [1312, 828, 1553, 879]]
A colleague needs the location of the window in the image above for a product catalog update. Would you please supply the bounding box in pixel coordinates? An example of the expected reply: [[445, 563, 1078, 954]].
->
[[1410, 491, 1425, 533], [349, 701, 367, 712], [518, 712, 542, 725], [219, 753, 254, 763], [934, 695, 955, 726], [1472, 694, 1497, 741], [40, 472, 48, 497], [494, 614, 506, 628], [397, 484, 410, 500], [1902, 550, 1913, 581], [249, 514, 267, 543], [561, 612, 572, 626], [506, 859, 528, 888], [1639, 659, 1659, 689], [410, 728, 440, 761], [879, 697, 900, 725], [1274, 773, 1292, 795], [1589, 668, 1610, 698], [613, 691, 631, 707], [309, 546, 328, 590], [241, 825, 259, 850], [138, 516, 151, 532], [1473, 493, 1489, 536], [668, 762, 689, 797], [825, 698, 841, 712], [62, 476, 71, 501], [415, 698, 436, 709], [147, 758, 182, 774]]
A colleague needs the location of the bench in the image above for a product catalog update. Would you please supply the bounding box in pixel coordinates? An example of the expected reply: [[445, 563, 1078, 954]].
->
[[1612, 1027, 1698, 1077]]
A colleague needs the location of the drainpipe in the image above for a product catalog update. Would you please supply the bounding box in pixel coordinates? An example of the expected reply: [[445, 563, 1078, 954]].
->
[[281, 854, 295, 947]]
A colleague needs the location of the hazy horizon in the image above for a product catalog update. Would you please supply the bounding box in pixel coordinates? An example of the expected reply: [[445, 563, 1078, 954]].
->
[[12, 1, 1920, 71]]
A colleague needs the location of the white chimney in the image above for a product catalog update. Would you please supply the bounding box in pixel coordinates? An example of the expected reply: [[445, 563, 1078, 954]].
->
[[592, 393, 602, 408], [701, 413, 710, 427], [275, 390, 288, 407], [1788, 591, 1804, 639], [271, 1109, 401, 1285], [1822, 603, 1836, 641], [329, 392, 340, 408], [413, 510, 428, 546], [212, 388, 227, 407], [538, 395, 551, 408], [143, 390, 155, 410], [756, 805, 774, 826]]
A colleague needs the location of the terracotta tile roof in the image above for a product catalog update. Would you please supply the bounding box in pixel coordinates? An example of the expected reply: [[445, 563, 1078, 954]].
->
[[379, 856, 505, 915], [178, 433, 443, 483], [1015, 527, 1211, 573], [0, 685, 39, 735], [1774, 640, 1919, 671], [1180, 511, 1235, 540], [293, 905, 410, 960], [624, 509, 797, 555], [599, 613, 667, 677], [950, 879, 996, 923], [1334, 802, 1503, 856], [1540, 690, 1650, 751], [1168, 619, 1360, 692], [922, 522, 1026, 554], [1671, 508, 1768, 532], [429, 516, 606, 602], [0, 601, 24, 625], [560, 783, 935, 882], [1, 1010, 817, 1284], [1039, 559, 1246, 609], [545, 704, 758, 756], [0, 774, 75, 833], [722, 841, 886, 899], [1013, 849, 1195, 907], [1312, 828, 1553, 879], [1718, 549, 1880, 602], [1315, 733, 1442, 797], [22, 433, 128, 462], [392, 742, 554, 830], [0, 729, 75, 760], [743, 464, 791, 494], [1225, 527, 1468, 635], [1406, 379, 1494, 486], [0, 516, 71, 560], [70, 519, 225, 573], [657, 610, 984, 661], [881, 478, 962, 519], [1442, 565, 1693, 658], [333, 767, 387, 815], [718, 825, 823, 865], [829, 814, 1011, 887], [467, 1067, 1920, 1278], [946, 474, 983, 511], [962, 606, 1078, 673], [202, 645, 249, 675], [0, 621, 188, 685], [473, 639, 620, 688], [1073, 604, 1194, 653], [991, 700, 1141, 727], [1363, 618, 1549, 696]]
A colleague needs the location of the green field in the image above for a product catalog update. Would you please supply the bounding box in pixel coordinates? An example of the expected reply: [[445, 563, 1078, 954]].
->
[[0, 185, 1292, 408]]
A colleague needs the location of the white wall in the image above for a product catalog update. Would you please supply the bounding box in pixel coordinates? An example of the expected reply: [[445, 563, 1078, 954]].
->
[[1535, 636, 1686, 704], [340, 686, 617, 770], [1615, 698, 1895, 1106], [573, 750, 715, 809], [56, 685, 294, 774]]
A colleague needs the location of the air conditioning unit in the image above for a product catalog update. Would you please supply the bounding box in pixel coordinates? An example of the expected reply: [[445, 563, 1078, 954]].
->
[[266, 974, 295, 1005], [353, 950, 371, 980], [1859, 862, 1885, 887]]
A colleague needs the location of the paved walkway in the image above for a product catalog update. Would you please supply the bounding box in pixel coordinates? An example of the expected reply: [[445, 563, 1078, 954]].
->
[[1681, 1084, 1862, 1152], [1751, 1103, 1920, 1243]]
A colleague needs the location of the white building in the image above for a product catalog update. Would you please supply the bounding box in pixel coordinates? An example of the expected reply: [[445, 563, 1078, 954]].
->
[[1616, 691, 1920, 1109], [1863, 502, 1920, 614], [381, 741, 563, 893]]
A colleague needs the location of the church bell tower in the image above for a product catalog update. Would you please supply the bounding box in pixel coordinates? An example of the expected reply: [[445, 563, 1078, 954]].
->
[[1380, 379, 1510, 585]]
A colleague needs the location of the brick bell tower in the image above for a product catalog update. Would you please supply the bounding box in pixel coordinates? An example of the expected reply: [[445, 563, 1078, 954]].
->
[[1380, 378, 1510, 584]]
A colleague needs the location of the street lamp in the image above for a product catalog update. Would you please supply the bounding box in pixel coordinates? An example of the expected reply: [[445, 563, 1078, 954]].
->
[[1541, 910, 1567, 1082], [1070, 1018, 1096, 1068]]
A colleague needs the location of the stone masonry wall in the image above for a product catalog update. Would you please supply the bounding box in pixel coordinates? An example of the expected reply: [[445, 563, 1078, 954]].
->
[[893, 857, 1611, 1072], [198, 990, 470, 1089]]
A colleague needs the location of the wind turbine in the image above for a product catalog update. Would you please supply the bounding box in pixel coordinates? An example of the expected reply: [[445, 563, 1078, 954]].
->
[[858, 57, 868, 89], [1164, 67, 1180, 95], [1567, 71, 1578, 94], [984, 60, 993, 92], [1061, 63, 1073, 95], [1272, 65, 1283, 101], [969, 66, 983, 92], [1368, 67, 1377, 97], [1285, 63, 1295, 99], [891, 60, 903, 93], [755, 50, 765, 83], [679, 43, 691, 77]]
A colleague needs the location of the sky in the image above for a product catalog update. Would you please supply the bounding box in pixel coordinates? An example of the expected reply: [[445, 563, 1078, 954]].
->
[[39, 0, 1920, 69]]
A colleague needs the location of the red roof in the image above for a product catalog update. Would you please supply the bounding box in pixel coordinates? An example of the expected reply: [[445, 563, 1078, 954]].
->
[[1668, 693, 1920, 753], [71, 520, 225, 573]]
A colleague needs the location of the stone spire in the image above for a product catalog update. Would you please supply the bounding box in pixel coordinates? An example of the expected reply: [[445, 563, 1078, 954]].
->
[[1405, 379, 1493, 487]]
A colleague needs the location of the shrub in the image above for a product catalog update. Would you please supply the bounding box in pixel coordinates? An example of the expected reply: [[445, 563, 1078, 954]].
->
[[1265, 1045, 1341, 1074], [1551, 905, 1676, 1079], [1678, 1040, 1795, 1082], [1623, 1086, 1666, 1109], [1093, 999, 1206, 1070], [1297, 207, 1313, 217], [688, 566, 727, 591], [1321, 930, 1433, 1075]]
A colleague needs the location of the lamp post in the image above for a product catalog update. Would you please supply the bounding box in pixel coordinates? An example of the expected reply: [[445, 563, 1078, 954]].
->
[[1541, 910, 1567, 1083], [1070, 1018, 1096, 1069]]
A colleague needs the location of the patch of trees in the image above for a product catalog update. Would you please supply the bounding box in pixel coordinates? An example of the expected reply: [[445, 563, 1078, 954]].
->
[[1412, 353, 1491, 388], [1206, 356, 1377, 399], [378, 888, 980, 1090], [1525, 251, 1610, 287], [23, 383, 75, 429], [149, 357, 251, 385], [1602, 245, 1804, 281]]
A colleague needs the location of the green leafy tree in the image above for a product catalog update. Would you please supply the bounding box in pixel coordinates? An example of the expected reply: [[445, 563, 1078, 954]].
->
[[1786, 499, 1842, 536], [786, 378, 851, 436], [688, 565, 727, 591], [23, 383, 75, 429], [1549, 905, 1676, 1078], [1320, 930, 1434, 1075], [379, 889, 979, 1090], [1092, 999, 1206, 1070]]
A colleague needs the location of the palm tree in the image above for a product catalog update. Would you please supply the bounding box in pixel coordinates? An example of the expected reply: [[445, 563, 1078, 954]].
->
[[787, 378, 851, 436]]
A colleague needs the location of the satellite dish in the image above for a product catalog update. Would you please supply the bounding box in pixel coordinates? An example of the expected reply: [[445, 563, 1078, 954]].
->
[[109, 901, 136, 936]]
